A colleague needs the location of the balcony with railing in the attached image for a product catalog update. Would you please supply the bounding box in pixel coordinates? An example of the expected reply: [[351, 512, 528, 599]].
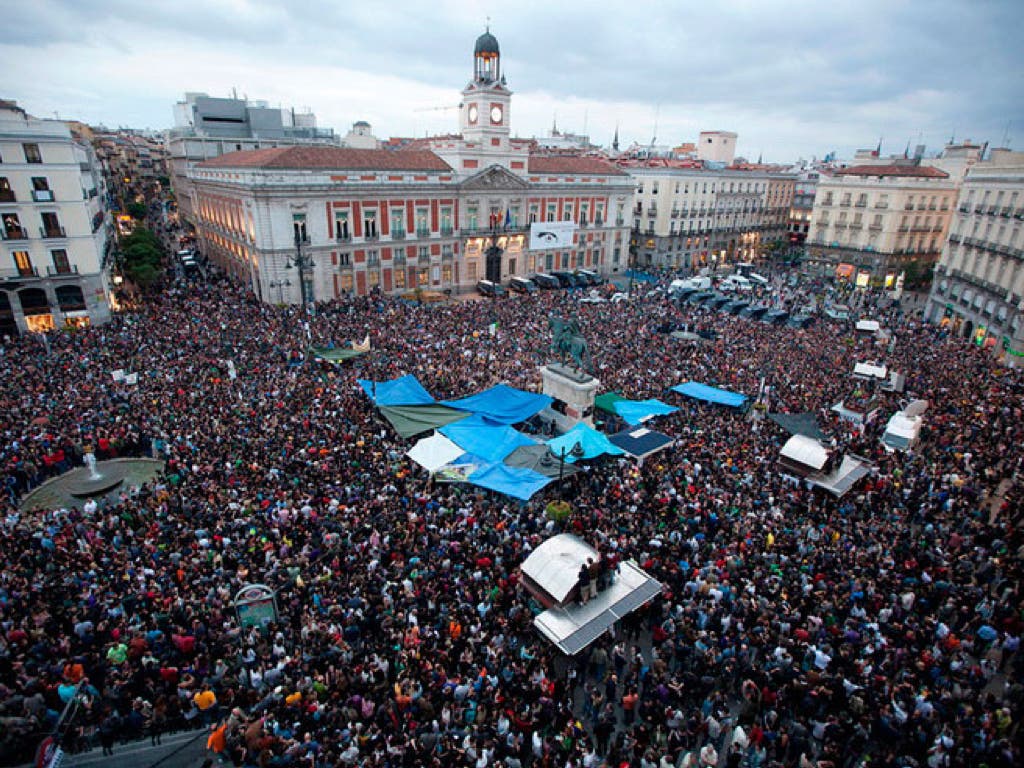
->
[[416, 227, 431, 238], [336, 231, 351, 242], [364, 232, 379, 242], [646, 207, 657, 217], [0, 266, 39, 279], [2, 227, 30, 241], [594, 216, 603, 227], [440, 224, 454, 236], [47, 264, 79, 276], [874, 202, 888, 209], [855, 200, 867, 208], [40, 226, 67, 239], [869, 222, 883, 231], [391, 228, 406, 240]]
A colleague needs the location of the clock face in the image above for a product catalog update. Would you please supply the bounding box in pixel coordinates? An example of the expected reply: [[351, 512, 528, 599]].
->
[[468, 105, 478, 124], [490, 105, 503, 124]]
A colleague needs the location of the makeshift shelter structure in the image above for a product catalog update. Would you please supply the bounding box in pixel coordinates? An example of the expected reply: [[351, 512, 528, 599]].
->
[[671, 381, 747, 408], [608, 428, 674, 461], [358, 374, 435, 406], [546, 422, 625, 463], [768, 412, 827, 441], [613, 398, 678, 425], [442, 384, 552, 424], [405, 433, 465, 473], [521, 534, 662, 655], [439, 414, 537, 464], [779, 434, 831, 477], [378, 404, 469, 439]]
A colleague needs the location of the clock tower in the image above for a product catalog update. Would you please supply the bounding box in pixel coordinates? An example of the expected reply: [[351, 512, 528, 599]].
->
[[460, 27, 511, 145]]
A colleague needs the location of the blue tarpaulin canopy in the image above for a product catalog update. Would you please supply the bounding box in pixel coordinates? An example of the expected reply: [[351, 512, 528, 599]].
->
[[439, 414, 537, 463], [466, 463, 553, 501], [671, 381, 747, 408], [614, 398, 678, 425], [358, 374, 435, 406], [442, 384, 552, 425], [547, 422, 626, 463]]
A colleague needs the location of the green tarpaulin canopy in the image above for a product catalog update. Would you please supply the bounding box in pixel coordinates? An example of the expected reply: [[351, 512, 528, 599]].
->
[[378, 404, 469, 439], [595, 392, 626, 414], [310, 347, 366, 362]]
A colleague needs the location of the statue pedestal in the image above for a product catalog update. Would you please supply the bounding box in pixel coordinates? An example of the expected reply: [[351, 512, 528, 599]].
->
[[540, 363, 601, 432]]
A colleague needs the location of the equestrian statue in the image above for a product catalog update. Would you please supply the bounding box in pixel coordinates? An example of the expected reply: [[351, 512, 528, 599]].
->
[[548, 315, 592, 373]]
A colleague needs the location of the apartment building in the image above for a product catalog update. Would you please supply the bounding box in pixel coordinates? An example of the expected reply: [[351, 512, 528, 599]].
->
[[0, 101, 112, 335], [926, 149, 1024, 364]]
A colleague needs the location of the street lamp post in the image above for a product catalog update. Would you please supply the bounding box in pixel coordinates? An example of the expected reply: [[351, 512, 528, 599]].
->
[[269, 279, 292, 304], [557, 441, 584, 496], [287, 232, 314, 314]]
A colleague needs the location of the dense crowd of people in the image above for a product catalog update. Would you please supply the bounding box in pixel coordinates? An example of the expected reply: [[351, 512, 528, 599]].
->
[[0, 237, 1021, 768]]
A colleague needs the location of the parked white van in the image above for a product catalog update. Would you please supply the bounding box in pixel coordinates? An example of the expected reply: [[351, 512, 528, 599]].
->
[[670, 276, 711, 293], [719, 275, 752, 293]]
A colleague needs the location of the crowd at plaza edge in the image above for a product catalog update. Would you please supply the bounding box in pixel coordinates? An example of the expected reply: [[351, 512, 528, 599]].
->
[[0, 230, 1021, 768]]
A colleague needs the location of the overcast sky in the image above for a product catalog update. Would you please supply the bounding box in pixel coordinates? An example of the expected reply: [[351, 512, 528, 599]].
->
[[3, 0, 1022, 162]]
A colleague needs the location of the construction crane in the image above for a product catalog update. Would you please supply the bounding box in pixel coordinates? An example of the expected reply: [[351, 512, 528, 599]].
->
[[413, 104, 461, 113]]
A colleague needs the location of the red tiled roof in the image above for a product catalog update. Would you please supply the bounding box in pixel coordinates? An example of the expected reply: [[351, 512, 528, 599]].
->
[[527, 155, 627, 176], [199, 146, 452, 171], [834, 164, 949, 179]]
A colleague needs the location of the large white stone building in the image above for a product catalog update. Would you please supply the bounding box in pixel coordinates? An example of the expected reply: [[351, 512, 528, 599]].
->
[[925, 149, 1024, 363], [0, 101, 112, 335], [806, 163, 958, 281], [187, 30, 634, 302], [624, 164, 794, 270]]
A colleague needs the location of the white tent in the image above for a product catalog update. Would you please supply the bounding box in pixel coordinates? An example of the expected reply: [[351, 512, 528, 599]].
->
[[780, 434, 830, 473], [521, 534, 662, 655], [405, 432, 465, 473], [853, 362, 888, 380], [882, 400, 928, 451], [856, 319, 882, 334]]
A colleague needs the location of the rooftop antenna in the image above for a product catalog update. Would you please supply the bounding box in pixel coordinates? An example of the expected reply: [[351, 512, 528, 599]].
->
[[583, 108, 588, 137], [1002, 121, 1012, 147], [232, 86, 238, 100], [651, 103, 660, 148]]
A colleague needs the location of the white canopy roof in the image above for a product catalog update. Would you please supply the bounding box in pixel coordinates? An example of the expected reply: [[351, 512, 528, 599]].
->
[[521, 533, 598, 604], [856, 319, 882, 333], [780, 434, 830, 471], [853, 361, 888, 380], [405, 432, 465, 473]]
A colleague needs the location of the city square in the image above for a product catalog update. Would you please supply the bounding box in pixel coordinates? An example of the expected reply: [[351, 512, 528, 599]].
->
[[1, 3, 1023, 768]]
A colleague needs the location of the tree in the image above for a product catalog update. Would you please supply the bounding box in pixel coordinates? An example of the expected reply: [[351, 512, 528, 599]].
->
[[126, 202, 148, 220], [118, 226, 166, 292]]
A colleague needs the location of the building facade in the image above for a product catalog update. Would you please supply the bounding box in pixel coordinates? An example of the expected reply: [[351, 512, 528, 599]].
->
[[0, 101, 112, 335], [805, 164, 957, 281], [168, 93, 338, 229], [626, 165, 794, 271], [787, 170, 820, 245], [187, 31, 633, 302], [925, 149, 1024, 363]]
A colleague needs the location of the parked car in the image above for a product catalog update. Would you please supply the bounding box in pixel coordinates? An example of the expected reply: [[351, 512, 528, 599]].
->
[[551, 271, 581, 288], [508, 276, 538, 294], [531, 273, 561, 289], [763, 309, 790, 325], [477, 279, 506, 297], [575, 269, 601, 286], [724, 300, 750, 315], [739, 305, 770, 320], [787, 313, 815, 329]]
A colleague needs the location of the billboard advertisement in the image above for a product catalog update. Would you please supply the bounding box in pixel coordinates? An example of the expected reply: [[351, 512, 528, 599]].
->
[[529, 221, 577, 251]]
